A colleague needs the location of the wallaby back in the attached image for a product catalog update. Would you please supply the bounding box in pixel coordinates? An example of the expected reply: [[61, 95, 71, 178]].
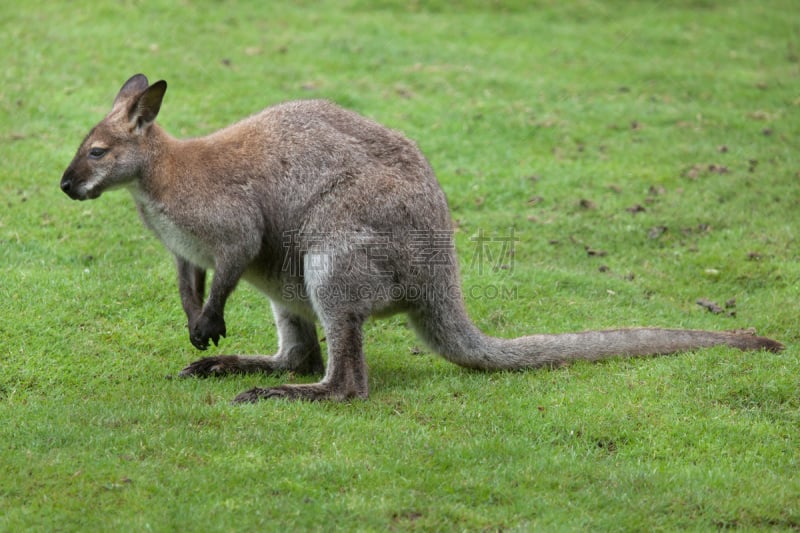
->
[[61, 74, 784, 403]]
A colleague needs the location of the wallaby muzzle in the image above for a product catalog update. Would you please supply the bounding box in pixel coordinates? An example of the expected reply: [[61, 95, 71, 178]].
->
[[59, 167, 81, 200]]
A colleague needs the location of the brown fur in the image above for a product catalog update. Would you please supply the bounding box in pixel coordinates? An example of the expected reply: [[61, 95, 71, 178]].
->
[[61, 75, 783, 403]]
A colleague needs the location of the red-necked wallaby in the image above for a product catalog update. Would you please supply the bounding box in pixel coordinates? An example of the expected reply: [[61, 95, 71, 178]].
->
[[61, 74, 783, 403]]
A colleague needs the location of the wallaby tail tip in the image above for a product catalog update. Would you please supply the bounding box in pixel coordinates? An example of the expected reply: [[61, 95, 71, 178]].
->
[[728, 329, 785, 353], [760, 338, 785, 353]]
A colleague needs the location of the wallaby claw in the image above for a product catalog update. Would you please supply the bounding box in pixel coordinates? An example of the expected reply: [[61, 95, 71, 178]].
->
[[189, 336, 209, 351]]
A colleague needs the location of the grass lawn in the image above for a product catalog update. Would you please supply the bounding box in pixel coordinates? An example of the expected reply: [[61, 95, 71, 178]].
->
[[1, 0, 798, 530]]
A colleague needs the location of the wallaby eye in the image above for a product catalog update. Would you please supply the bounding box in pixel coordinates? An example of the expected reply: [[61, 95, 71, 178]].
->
[[88, 147, 108, 159]]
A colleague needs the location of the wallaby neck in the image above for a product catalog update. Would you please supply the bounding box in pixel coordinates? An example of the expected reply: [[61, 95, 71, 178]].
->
[[131, 123, 221, 203]]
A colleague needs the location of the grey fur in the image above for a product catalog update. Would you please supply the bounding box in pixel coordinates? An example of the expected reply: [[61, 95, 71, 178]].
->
[[60, 74, 783, 402]]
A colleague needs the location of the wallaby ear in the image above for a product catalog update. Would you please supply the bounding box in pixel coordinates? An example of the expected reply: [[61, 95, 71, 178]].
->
[[128, 80, 167, 130], [114, 74, 150, 107]]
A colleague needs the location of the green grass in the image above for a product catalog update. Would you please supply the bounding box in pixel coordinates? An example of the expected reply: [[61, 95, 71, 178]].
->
[[1, 0, 799, 530]]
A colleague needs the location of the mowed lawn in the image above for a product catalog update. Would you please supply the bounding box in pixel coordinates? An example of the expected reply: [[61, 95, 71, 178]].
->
[[1, 1, 798, 530]]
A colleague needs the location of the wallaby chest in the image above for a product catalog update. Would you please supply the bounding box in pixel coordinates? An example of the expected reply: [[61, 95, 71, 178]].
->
[[133, 191, 215, 269]]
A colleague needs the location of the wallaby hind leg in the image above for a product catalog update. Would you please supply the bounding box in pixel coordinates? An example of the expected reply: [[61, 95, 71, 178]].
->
[[233, 253, 371, 403], [179, 302, 323, 377], [233, 310, 369, 403]]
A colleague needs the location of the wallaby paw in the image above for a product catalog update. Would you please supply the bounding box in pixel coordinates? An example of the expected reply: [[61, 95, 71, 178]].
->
[[189, 313, 226, 350], [179, 355, 240, 377]]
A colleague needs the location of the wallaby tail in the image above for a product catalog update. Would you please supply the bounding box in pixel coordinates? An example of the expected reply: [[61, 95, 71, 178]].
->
[[409, 296, 784, 370]]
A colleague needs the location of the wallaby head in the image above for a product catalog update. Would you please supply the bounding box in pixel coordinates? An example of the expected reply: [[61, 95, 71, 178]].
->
[[60, 74, 167, 200]]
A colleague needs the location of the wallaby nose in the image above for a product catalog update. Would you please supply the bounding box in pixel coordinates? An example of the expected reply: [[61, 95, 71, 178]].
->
[[60, 169, 80, 199]]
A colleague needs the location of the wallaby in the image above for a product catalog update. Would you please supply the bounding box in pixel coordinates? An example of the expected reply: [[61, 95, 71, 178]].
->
[[61, 74, 783, 403]]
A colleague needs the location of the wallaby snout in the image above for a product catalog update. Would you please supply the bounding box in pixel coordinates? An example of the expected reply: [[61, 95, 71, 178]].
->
[[60, 160, 102, 201], [60, 166, 83, 200], [59, 171, 73, 196]]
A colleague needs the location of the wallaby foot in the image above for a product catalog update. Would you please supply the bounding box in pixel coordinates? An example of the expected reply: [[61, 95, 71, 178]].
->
[[179, 349, 325, 378], [232, 382, 367, 403]]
